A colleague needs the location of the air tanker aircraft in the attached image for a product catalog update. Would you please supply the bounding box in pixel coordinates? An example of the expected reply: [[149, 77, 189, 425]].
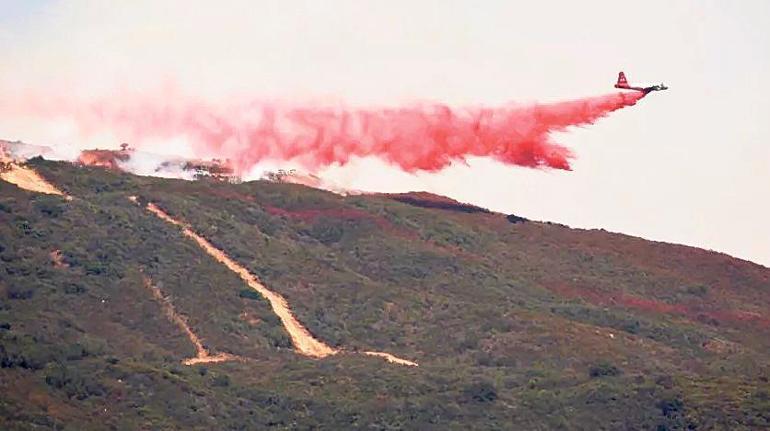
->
[[615, 71, 668, 94]]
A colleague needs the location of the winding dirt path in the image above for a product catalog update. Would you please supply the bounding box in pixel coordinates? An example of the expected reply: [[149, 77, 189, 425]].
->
[[134, 197, 417, 366], [141, 275, 241, 365], [144, 200, 337, 358]]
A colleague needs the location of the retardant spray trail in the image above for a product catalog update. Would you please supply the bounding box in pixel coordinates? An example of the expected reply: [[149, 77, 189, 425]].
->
[[134, 197, 417, 366], [191, 92, 645, 172], [6, 90, 644, 174], [141, 275, 240, 365]]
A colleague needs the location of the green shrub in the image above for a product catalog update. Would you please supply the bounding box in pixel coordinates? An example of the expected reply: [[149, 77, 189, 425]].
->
[[589, 362, 621, 378], [460, 380, 498, 403], [33, 197, 65, 217], [682, 284, 709, 297], [43, 363, 106, 400], [657, 396, 684, 417], [238, 289, 263, 301], [212, 374, 231, 387], [306, 219, 345, 244], [6, 285, 34, 300]]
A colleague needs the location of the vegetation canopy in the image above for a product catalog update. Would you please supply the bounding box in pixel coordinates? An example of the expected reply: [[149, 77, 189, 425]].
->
[[0, 160, 768, 430]]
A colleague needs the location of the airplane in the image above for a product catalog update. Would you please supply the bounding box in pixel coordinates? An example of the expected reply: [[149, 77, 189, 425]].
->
[[614, 71, 668, 94]]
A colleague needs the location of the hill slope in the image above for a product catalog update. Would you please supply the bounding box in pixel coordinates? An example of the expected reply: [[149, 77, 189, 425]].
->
[[1, 159, 769, 430]]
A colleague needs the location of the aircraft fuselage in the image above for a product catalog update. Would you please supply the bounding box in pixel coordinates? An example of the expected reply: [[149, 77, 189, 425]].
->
[[615, 84, 668, 94], [614, 72, 668, 94]]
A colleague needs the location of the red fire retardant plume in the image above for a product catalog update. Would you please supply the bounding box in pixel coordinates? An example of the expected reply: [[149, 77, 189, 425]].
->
[[13, 90, 646, 173]]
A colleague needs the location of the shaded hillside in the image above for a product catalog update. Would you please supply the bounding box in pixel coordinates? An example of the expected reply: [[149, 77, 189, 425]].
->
[[1, 159, 769, 430], [386, 192, 492, 214]]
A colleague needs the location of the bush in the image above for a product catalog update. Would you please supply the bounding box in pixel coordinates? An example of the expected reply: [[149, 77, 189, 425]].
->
[[682, 284, 709, 297], [33, 197, 65, 217], [238, 289, 264, 301], [621, 320, 641, 334], [63, 284, 87, 295], [460, 380, 498, 403], [84, 262, 108, 276], [6, 285, 34, 300], [589, 362, 621, 378], [213, 374, 231, 387], [64, 343, 89, 361], [506, 214, 528, 224], [44, 363, 106, 400], [658, 396, 684, 417], [0, 340, 55, 370], [306, 219, 345, 244]]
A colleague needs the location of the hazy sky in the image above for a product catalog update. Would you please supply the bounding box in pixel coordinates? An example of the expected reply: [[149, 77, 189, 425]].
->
[[1, 0, 769, 267]]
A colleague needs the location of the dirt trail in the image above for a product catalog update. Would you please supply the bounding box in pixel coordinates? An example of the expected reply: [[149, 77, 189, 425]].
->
[[141, 275, 241, 365], [143, 201, 338, 358], [49, 250, 68, 268], [363, 351, 419, 367], [134, 197, 417, 366], [0, 161, 68, 197]]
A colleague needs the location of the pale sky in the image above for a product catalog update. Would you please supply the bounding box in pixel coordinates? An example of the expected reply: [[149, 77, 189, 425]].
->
[[1, 0, 769, 267]]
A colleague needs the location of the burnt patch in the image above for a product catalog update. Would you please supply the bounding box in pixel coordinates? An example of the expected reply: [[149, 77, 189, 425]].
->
[[386, 192, 491, 214]]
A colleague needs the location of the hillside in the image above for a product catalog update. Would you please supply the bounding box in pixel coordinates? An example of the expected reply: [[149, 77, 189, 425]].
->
[[1, 158, 769, 430]]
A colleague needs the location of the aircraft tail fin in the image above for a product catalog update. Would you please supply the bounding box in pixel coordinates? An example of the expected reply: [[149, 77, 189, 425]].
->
[[616, 71, 629, 87]]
